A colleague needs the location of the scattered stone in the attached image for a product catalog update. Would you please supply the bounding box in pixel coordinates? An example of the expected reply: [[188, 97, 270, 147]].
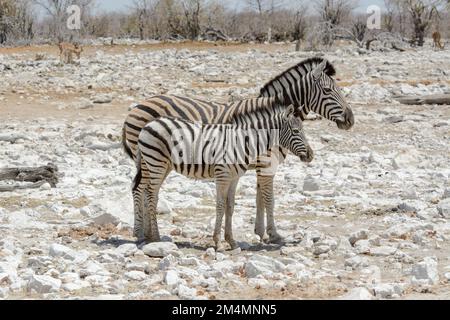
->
[[92, 213, 119, 226], [349, 229, 369, 246], [151, 289, 172, 299], [142, 242, 179, 258], [248, 278, 271, 289], [338, 287, 373, 300], [125, 271, 147, 281], [158, 198, 173, 215], [411, 257, 439, 285], [372, 283, 399, 299], [116, 243, 138, 257], [27, 275, 61, 294], [92, 94, 113, 104], [370, 246, 397, 257], [164, 270, 180, 287], [48, 243, 77, 261], [437, 199, 450, 218], [177, 284, 197, 300]]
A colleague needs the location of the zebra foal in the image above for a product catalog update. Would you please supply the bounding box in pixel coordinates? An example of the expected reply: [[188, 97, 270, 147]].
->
[[135, 102, 313, 249]]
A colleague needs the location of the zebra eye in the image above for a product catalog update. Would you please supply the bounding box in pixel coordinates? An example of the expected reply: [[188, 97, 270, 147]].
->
[[292, 128, 301, 134], [323, 88, 333, 94]]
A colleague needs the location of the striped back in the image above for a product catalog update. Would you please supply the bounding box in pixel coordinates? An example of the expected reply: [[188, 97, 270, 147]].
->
[[138, 103, 312, 178]]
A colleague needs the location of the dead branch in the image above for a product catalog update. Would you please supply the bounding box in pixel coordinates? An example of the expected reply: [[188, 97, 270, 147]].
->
[[0, 163, 59, 189], [395, 94, 450, 105]]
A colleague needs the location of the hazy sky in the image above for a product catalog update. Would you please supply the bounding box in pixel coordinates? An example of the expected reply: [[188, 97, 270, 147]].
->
[[94, 0, 387, 13]]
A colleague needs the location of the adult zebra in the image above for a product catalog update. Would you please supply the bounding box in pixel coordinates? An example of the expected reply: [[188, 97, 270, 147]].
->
[[122, 57, 354, 242], [135, 101, 313, 249]]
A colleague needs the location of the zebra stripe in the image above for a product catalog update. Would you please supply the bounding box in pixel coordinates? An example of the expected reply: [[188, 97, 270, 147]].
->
[[136, 102, 313, 249], [124, 57, 354, 242]]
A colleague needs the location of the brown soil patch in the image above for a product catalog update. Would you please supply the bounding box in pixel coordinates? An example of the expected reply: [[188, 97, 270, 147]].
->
[[57, 224, 132, 240]]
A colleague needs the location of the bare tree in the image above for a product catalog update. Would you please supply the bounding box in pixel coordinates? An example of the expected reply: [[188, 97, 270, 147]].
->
[[292, 4, 309, 50], [314, 0, 355, 46], [0, 0, 34, 44], [33, 0, 94, 41], [405, 0, 444, 46], [180, 0, 203, 40]]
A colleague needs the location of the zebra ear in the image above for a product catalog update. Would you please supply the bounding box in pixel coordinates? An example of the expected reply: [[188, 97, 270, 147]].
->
[[284, 105, 295, 118], [312, 60, 327, 81]]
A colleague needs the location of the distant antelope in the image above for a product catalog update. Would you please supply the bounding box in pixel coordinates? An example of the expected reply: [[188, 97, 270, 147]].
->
[[432, 31, 444, 50], [58, 42, 83, 64]]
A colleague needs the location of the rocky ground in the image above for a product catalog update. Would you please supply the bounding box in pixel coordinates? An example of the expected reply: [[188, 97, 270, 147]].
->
[[0, 41, 449, 300]]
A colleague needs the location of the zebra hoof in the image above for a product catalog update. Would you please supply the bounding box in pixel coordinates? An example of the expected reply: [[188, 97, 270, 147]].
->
[[267, 234, 285, 245], [227, 240, 239, 250]]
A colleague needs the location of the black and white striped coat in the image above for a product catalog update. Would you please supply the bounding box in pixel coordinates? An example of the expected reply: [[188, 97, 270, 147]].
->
[[123, 57, 354, 243], [135, 102, 313, 249]]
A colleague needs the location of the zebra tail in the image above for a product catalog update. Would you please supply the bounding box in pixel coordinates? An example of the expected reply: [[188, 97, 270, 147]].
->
[[132, 147, 143, 191], [122, 124, 133, 159]]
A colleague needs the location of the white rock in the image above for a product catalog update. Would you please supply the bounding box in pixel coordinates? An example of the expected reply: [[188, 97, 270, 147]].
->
[[437, 199, 450, 218], [245, 255, 285, 278], [159, 254, 177, 271], [126, 262, 149, 272], [39, 182, 52, 191], [49, 243, 77, 261], [373, 283, 404, 299], [349, 229, 369, 246], [27, 275, 61, 294], [142, 242, 179, 258], [125, 271, 147, 281], [355, 240, 371, 254], [0, 287, 9, 298], [177, 284, 197, 300], [164, 270, 180, 287], [345, 256, 366, 269], [158, 198, 173, 215], [59, 272, 79, 284], [411, 257, 439, 285], [116, 243, 138, 257], [92, 213, 119, 226], [248, 278, 271, 289], [85, 275, 111, 287], [204, 247, 216, 260], [370, 246, 397, 257], [444, 272, 450, 282], [338, 287, 373, 300], [62, 281, 90, 292], [179, 257, 200, 267], [151, 289, 172, 298]]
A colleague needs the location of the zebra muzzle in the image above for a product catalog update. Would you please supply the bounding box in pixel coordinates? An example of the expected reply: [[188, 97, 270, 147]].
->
[[300, 146, 314, 163]]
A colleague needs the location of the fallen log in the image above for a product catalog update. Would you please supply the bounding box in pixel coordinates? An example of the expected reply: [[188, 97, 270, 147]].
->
[[395, 94, 450, 105], [0, 163, 59, 191]]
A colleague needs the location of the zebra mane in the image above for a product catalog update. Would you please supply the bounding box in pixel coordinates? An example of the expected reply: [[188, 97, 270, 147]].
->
[[227, 97, 282, 122], [258, 57, 336, 98]]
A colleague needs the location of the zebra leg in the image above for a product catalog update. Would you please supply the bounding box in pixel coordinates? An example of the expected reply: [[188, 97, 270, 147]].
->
[[143, 166, 169, 243], [259, 175, 284, 244], [132, 182, 145, 240], [224, 179, 239, 250], [143, 184, 161, 242], [254, 175, 266, 241], [143, 166, 171, 243], [214, 179, 231, 252]]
